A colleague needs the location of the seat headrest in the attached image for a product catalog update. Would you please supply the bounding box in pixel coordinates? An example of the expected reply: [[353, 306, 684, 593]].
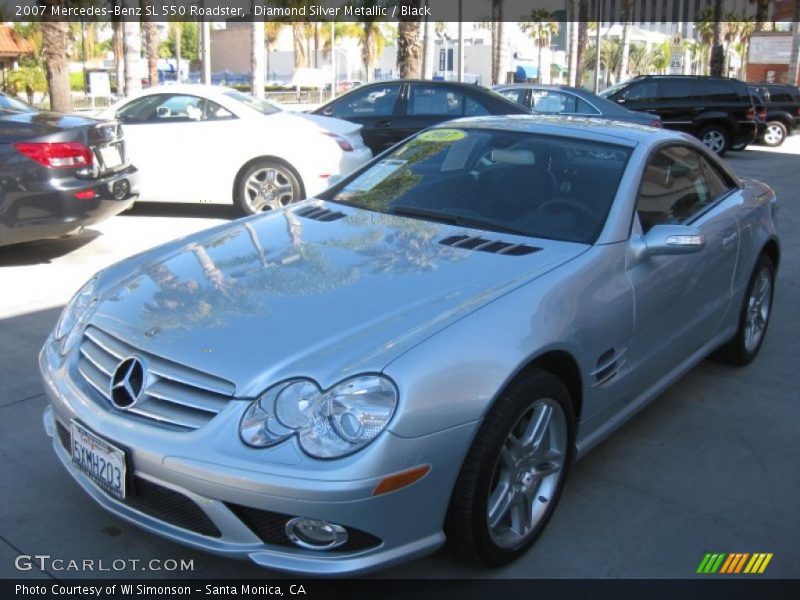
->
[[491, 148, 536, 166]]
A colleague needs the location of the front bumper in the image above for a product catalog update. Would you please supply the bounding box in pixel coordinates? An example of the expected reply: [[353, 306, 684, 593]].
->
[[0, 165, 138, 247], [40, 339, 475, 575]]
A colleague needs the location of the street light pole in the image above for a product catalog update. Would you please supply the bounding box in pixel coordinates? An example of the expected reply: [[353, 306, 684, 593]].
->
[[331, 22, 336, 99], [457, 0, 464, 83]]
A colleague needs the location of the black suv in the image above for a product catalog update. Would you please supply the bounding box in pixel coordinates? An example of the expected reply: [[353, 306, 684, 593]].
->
[[747, 83, 800, 147], [600, 75, 757, 156]]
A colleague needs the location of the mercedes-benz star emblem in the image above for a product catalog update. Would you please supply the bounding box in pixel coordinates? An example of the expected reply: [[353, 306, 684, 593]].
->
[[110, 357, 145, 409]]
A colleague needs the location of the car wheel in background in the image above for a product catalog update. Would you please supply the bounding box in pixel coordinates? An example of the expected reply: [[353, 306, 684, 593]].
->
[[445, 369, 574, 566], [235, 159, 303, 215], [761, 121, 787, 147], [714, 254, 775, 366], [699, 125, 730, 156]]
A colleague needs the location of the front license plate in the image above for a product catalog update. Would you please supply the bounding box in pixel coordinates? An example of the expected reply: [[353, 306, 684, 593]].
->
[[70, 421, 126, 500], [98, 144, 123, 169]]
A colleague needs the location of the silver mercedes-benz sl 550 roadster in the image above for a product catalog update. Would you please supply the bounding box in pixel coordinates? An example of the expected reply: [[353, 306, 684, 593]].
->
[[41, 115, 779, 574]]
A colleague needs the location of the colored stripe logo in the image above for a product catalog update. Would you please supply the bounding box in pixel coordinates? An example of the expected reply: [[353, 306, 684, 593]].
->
[[697, 553, 773, 574]]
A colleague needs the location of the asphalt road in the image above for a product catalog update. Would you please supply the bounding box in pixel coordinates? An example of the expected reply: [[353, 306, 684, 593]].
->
[[1, 140, 798, 580]]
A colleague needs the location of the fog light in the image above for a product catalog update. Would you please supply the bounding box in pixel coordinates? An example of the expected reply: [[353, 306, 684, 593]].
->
[[285, 517, 348, 550]]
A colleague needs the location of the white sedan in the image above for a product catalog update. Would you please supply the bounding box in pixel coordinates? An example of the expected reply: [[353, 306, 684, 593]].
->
[[98, 85, 372, 214]]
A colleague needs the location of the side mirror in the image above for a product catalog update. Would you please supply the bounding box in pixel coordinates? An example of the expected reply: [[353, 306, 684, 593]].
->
[[322, 106, 334, 117], [642, 224, 705, 256]]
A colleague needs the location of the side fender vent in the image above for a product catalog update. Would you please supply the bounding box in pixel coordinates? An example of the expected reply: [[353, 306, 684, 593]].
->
[[294, 206, 346, 222], [439, 235, 540, 256]]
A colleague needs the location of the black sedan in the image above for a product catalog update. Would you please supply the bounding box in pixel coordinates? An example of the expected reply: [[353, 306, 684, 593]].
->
[[493, 84, 662, 128], [313, 80, 528, 155], [0, 111, 138, 247]]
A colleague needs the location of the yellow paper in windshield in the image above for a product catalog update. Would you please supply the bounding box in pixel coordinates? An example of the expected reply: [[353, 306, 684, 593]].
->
[[417, 129, 466, 143]]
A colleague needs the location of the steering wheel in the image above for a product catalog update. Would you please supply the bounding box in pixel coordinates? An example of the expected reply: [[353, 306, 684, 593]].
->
[[537, 199, 599, 223]]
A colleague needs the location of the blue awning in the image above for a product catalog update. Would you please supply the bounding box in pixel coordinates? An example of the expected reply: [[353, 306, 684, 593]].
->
[[515, 65, 539, 81]]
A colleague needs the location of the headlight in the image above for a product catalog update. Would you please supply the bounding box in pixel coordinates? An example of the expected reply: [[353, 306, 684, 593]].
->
[[54, 278, 98, 356], [240, 375, 398, 459]]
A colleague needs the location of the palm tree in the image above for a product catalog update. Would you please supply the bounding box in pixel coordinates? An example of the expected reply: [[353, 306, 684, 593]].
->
[[749, 0, 770, 31], [172, 22, 182, 82], [123, 21, 141, 96], [291, 23, 308, 69], [142, 1, 159, 87], [359, 22, 388, 82], [39, 1, 72, 112], [521, 9, 560, 84], [618, 0, 633, 82], [264, 22, 284, 81], [575, 1, 588, 88], [710, 0, 724, 77], [789, 19, 800, 86], [567, 1, 579, 86], [627, 44, 651, 76], [421, 1, 434, 79], [397, 1, 423, 78], [491, 0, 507, 84]]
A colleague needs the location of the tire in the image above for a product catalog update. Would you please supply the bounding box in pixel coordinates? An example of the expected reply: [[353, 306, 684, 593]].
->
[[715, 254, 775, 366], [445, 369, 574, 566], [761, 121, 787, 147], [699, 125, 730, 156], [235, 159, 303, 216]]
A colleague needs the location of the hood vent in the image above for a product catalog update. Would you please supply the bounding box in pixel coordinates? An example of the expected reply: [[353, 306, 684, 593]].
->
[[294, 205, 346, 222], [439, 235, 540, 256]]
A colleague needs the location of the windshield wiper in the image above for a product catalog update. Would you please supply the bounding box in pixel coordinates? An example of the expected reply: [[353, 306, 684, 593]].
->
[[390, 206, 531, 238]]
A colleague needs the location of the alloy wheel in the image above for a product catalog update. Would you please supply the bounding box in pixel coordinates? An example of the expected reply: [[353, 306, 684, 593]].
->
[[244, 167, 296, 212], [486, 398, 567, 549], [702, 130, 726, 154], [744, 267, 772, 353], [764, 124, 785, 146]]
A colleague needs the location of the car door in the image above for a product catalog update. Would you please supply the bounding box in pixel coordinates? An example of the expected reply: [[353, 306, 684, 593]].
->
[[609, 79, 660, 119], [117, 93, 237, 202], [652, 79, 700, 135], [625, 144, 741, 384], [316, 83, 404, 155]]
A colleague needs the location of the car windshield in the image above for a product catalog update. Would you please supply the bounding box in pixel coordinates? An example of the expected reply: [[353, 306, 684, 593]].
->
[[323, 128, 632, 244], [224, 90, 281, 115], [0, 94, 34, 113]]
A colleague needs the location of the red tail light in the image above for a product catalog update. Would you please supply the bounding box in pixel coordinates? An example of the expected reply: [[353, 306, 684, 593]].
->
[[796, 107, 800, 117], [12, 142, 93, 169], [758, 109, 767, 120], [649, 119, 662, 128], [745, 108, 755, 120], [322, 133, 354, 152]]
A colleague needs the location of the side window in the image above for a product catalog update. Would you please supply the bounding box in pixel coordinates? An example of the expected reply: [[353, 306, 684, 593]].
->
[[702, 81, 738, 102], [769, 90, 791, 103], [327, 84, 401, 118], [204, 100, 235, 121], [619, 81, 658, 102], [636, 146, 719, 233], [658, 79, 697, 100], [531, 91, 574, 114], [464, 96, 491, 116], [117, 94, 218, 123], [497, 88, 527, 107], [408, 85, 464, 116], [575, 97, 601, 115], [699, 155, 735, 199]]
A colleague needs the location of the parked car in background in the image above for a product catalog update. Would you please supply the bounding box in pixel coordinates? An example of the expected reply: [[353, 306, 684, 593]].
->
[[313, 80, 528, 155], [42, 117, 778, 574], [600, 75, 757, 156], [0, 111, 137, 248], [0, 91, 35, 114], [98, 85, 372, 214], [747, 83, 800, 147], [493, 84, 662, 127]]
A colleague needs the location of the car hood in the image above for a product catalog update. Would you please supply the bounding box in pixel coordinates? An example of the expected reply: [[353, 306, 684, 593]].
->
[[90, 202, 587, 396]]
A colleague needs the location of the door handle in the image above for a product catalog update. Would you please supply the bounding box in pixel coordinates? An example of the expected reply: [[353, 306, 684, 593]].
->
[[375, 120, 392, 128], [722, 231, 738, 248]]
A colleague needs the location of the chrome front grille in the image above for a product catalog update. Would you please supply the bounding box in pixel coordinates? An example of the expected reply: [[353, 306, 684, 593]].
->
[[76, 326, 236, 430]]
